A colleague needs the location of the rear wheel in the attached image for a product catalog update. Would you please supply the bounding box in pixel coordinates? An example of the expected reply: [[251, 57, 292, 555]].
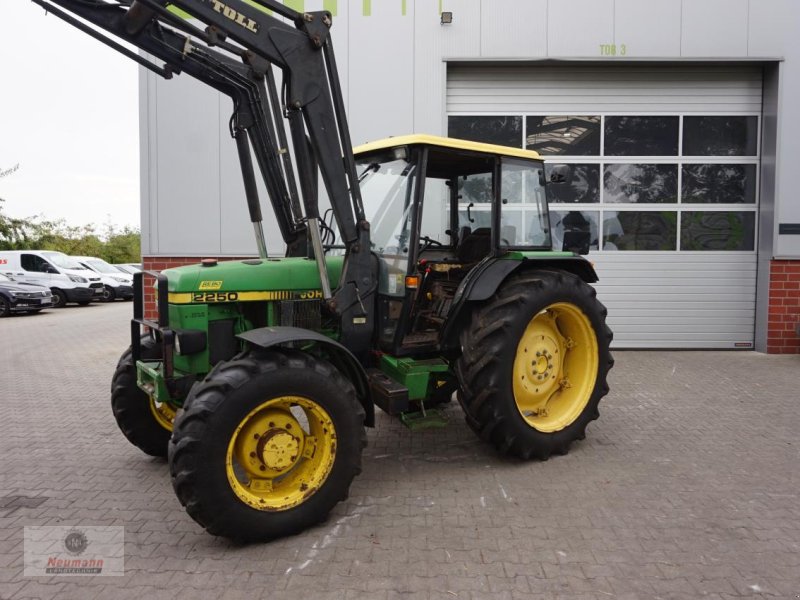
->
[[102, 286, 116, 302], [456, 270, 613, 460], [169, 349, 366, 542], [111, 337, 176, 457], [51, 289, 67, 308]]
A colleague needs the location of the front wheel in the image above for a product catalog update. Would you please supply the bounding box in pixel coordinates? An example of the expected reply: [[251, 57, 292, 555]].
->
[[168, 349, 366, 542], [111, 337, 176, 457], [102, 286, 116, 302], [51, 289, 67, 308], [0, 298, 10, 318], [456, 270, 613, 460]]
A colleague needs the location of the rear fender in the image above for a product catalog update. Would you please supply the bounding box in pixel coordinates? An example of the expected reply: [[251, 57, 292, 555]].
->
[[237, 326, 375, 427], [440, 256, 599, 354]]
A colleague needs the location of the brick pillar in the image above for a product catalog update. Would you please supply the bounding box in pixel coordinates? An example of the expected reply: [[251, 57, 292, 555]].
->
[[767, 260, 800, 354], [141, 256, 254, 321]]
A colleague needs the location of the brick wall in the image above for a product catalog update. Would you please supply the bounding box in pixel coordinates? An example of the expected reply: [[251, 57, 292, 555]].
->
[[767, 260, 800, 354], [141, 256, 254, 321]]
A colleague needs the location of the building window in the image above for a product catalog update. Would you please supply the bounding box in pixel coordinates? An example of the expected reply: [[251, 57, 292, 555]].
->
[[447, 116, 522, 148], [603, 164, 678, 204], [682, 116, 758, 156], [681, 212, 755, 251], [447, 113, 759, 253], [682, 164, 757, 204], [526, 116, 600, 156], [604, 116, 679, 156]]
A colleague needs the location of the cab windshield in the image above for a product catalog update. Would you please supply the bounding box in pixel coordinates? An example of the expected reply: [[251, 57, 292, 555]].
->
[[357, 155, 416, 256], [42, 251, 85, 270], [85, 259, 120, 274]]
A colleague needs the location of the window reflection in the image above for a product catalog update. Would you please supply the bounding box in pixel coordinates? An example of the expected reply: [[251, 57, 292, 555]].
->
[[448, 116, 522, 148], [604, 164, 677, 203], [682, 164, 756, 204], [681, 212, 755, 251], [458, 172, 493, 204], [603, 211, 677, 250], [604, 116, 679, 156], [683, 116, 758, 156], [526, 116, 600, 156], [551, 211, 599, 251], [545, 164, 600, 203]]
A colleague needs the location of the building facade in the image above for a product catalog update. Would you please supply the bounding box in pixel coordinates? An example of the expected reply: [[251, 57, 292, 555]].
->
[[139, 0, 800, 353]]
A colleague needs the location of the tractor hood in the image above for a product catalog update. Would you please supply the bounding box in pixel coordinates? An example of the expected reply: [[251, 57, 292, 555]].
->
[[164, 256, 344, 301]]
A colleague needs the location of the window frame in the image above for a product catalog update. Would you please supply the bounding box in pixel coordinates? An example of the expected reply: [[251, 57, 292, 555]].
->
[[447, 111, 760, 255]]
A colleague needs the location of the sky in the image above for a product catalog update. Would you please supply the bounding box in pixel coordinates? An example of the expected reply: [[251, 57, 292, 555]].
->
[[0, 2, 140, 230]]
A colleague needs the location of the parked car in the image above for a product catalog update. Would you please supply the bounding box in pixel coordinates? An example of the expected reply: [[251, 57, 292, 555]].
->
[[0, 250, 102, 307], [0, 273, 54, 317], [73, 256, 134, 301], [113, 263, 141, 276]]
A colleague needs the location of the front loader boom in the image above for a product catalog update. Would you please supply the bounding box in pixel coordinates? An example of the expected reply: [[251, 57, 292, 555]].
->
[[33, 0, 376, 355]]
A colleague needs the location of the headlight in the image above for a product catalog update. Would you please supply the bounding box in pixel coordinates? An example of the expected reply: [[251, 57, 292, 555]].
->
[[8, 291, 18, 298], [174, 330, 207, 355], [68, 275, 88, 283], [112, 276, 128, 283]]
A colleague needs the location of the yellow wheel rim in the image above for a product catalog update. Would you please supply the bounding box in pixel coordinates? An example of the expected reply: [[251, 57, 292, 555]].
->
[[149, 397, 177, 431], [512, 302, 598, 433], [225, 396, 336, 512]]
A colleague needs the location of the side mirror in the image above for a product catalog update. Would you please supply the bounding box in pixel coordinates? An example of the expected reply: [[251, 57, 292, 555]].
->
[[549, 164, 571, 184], [562, 230, 591, 255]]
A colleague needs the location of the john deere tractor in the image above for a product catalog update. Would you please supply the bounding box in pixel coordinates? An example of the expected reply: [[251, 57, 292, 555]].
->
[[36, 0, 613, 542]]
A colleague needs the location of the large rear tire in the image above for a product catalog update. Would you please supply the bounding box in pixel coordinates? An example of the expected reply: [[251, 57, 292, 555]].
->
[[168, 349, 366, 542], [110, 337, 176, 458], [456, 270, 613, 460]]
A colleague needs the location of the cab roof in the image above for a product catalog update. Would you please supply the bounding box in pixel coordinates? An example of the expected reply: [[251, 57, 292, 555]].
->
[[353, 134, 541, 161]]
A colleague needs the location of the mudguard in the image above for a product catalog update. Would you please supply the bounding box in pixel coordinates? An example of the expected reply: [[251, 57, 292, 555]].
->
[[237, 326, 375, 426], [440, 255, 599, 354]]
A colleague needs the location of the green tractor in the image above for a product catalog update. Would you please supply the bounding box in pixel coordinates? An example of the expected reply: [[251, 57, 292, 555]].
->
[[39, 0, 612, 542]]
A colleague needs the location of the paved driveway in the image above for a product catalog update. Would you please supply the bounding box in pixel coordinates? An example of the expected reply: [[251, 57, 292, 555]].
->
[[0, 303, 798, 599]]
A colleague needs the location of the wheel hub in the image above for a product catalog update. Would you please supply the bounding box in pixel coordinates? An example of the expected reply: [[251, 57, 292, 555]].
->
[[512, 304, 599, 432], [226, 396, 337, 512], [518, 330, 562, 401], [259, 430, 300, 472]]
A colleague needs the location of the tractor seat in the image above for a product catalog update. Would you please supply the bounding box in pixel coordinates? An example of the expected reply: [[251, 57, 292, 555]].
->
[[456, 227, 491, 263]]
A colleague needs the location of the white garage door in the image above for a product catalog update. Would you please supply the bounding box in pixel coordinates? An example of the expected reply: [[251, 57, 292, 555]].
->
[[447, 65, 762, 349]]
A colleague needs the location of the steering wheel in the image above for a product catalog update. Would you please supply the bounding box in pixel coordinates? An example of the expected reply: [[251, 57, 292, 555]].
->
[[419, 235, 443, 253]]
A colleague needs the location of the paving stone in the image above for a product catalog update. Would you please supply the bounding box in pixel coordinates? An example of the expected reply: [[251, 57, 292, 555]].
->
[[1, 303, 799, 598]]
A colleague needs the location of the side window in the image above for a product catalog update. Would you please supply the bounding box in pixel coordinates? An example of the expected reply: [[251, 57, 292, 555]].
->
[[419, 178, 451, 245], [21, 254, 46, 272]]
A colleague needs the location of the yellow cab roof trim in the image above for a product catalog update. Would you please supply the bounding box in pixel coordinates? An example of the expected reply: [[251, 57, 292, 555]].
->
[[353, 134, 541, 161]]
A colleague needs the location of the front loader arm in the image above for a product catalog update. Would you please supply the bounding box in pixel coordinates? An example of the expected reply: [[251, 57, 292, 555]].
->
[[33, 0, 377, 357], [33, 0, 307, 254]]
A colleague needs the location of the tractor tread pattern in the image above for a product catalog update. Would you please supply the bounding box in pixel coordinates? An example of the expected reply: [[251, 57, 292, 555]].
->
[[168, 348, 366, 542], [456, 270, 613, 460]]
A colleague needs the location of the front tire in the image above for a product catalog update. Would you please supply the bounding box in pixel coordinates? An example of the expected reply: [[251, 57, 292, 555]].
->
[[51, 289, 67, 308], [456, 270, 613, 460], [102, 286, 116, 302], [111, 337, 175, 457], [168, 349, 366, 542]]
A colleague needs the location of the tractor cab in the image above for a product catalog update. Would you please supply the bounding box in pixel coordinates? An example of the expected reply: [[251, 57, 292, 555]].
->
[[353, 135, 554, 355]]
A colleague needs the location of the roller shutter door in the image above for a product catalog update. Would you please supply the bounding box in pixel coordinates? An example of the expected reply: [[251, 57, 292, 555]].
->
[[447, 65, 762, 348]]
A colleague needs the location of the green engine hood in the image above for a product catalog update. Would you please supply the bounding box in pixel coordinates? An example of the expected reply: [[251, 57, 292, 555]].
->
[[164, 256, 344, 301]]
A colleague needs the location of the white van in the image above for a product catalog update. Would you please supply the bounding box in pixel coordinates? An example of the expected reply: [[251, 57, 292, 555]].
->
[[0, 250, 103, 307], [73, 256, 134, 301]]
